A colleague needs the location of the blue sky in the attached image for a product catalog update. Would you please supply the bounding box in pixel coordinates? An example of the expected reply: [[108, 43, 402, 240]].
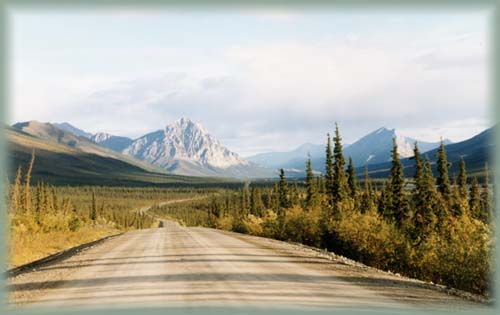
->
[[8, 8, 492, 156]]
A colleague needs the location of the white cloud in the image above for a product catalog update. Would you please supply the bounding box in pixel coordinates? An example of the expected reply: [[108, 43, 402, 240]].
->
[[9, 11, 490, 155]]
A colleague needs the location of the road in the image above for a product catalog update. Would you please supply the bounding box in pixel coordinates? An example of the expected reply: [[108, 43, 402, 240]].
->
[[8, 220, 488, 311]]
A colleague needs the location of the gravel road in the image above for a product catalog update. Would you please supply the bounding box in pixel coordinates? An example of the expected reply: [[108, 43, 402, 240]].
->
[[8, 220, 489, 311]]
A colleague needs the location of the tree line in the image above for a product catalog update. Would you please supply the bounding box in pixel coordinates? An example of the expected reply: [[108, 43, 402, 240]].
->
[[155, 124, 494, 296]]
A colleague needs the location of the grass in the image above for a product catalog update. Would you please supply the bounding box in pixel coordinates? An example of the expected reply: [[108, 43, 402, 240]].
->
[[8, 225, 120, 268]]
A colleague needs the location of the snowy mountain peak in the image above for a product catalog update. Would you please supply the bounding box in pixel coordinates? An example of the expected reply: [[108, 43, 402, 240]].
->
[[123, 118, 250, 174], [92, 132, 113, 143]]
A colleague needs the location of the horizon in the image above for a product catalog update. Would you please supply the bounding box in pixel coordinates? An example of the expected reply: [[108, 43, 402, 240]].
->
[[9, 8, 492, 156], [9, 117, 492, 158]]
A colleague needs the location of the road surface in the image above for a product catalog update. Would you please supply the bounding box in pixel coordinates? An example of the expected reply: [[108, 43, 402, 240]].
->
[[8, 220, 488, 311]]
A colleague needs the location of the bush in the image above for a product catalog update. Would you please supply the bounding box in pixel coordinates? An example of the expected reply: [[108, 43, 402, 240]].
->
[[68, 217, 82, 232]]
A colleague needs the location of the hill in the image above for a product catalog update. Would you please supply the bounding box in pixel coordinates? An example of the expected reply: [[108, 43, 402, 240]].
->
[[5, 126, 239, 187]]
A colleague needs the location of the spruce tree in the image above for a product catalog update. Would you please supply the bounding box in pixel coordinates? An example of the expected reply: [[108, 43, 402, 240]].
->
[[325, 133, 334, 206], [469, 176, 481, 220], [278, 169, 289, 209], [412, 157, 438, 238], [457, 157, 468, 199], [413, 142, 423, 186], [90, 191, 97, 221], [388, 138, 408, 227], [360, 166, 373, 213], [347, 156, 357, 199], [479, 163, 492, 223], [436, 141, 452, 201], [332, 123, 348, 204], [11, 166, 22, 213], [305, 154, 318, 208], [24, 149, 35, 212], [250, 187, 264, 217]]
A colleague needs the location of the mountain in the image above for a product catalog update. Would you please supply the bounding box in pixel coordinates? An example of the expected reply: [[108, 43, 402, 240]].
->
[[53, 122, 93, 139], [277, 127, 450, 175], [122, 118, 274, 178], [342, 127, 451, 167], [246, 143, 325, 169], [364, 126, 494, 178], [91, 132, 133, 152], [11, 121, 167, 175], [6, 125, 236, 186]]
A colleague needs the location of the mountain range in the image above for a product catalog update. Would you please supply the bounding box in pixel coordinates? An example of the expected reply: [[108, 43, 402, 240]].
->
[[247, 127, 452, 175], [7, 118, 493, 181]]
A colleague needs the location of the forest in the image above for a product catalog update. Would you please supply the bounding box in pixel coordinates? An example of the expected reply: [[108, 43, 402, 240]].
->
[[4, 124, 494, 297], [151, 124, 494, 296]]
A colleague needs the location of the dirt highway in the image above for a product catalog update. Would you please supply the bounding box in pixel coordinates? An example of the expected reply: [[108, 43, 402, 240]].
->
[[8, 220, 489, 311]]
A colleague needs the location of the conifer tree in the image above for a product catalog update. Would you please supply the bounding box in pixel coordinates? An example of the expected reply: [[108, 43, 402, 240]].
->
[[479, 163, 492, 223], [250, 187, 265, 216], [346, 156, 357, 199], [24, 149, 35, 212], [436, 141, 452, 201], [11, 166, 22, 213], [388, 138, 408, 227], [360, 166, 373, 213], [316, 175, 325, 195], [305, 154, 318, 208], [90, 191, 97, 221], [332, 123, 348, 204], [413, 142, 423, 186], [457, 157, 468, 199], [412, 157, 438, 238], [290, 183, 300, 206], [278, 169, 289, 209], [469, 176, 481, 220], [325, 133, 334, 205]]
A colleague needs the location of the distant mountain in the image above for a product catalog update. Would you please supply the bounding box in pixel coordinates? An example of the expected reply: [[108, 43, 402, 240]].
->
[[91, 132, 133, 152], [6, 125, 234, 186], [122, 118, 274, 178], [364, 126, 494, 178], [246, 143, 325, 169], [11, 121, 166, 174], [281, 127, 450, 175], [342, 127, 451, 167], [53, 122, 93, 139]]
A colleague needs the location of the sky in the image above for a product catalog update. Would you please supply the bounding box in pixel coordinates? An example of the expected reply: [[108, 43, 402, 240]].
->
[[8, 7, 493, 157]]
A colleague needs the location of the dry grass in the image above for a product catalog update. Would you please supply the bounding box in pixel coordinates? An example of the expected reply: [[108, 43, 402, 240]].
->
[[8, 226, 120, 268]]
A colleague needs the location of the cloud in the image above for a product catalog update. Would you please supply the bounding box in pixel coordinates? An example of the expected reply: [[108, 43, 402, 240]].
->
[[10, 12, 490, 155]]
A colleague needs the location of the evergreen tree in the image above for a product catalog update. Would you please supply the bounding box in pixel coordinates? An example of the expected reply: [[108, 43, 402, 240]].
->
[[457, 157, 468, 199], [469, 176, 481, 220], [278, 169, 289, 209], [436, 141, 452, 201], [11, 166, 22, 213], [346, 156, 357, 199], [413, 142, 423, 186], [250, 187, 265, 216], [479, 163, 492, 223], [316, 175, 325, 195], [332, 123, 348, 204], [305, 154, 318, 208], [24, 149, 35, 212], [412, 157, 438, 239], [325, 133, 334, 206], [90, 191, 97, 221], [388, 138, 408, 227], [290, 183, 300, 206], [360, 166, 373, 213]]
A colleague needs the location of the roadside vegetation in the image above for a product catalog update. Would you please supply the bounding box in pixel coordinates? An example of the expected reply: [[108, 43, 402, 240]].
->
[[5, 151, 217, 267], [152, 124, 494, 296]]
